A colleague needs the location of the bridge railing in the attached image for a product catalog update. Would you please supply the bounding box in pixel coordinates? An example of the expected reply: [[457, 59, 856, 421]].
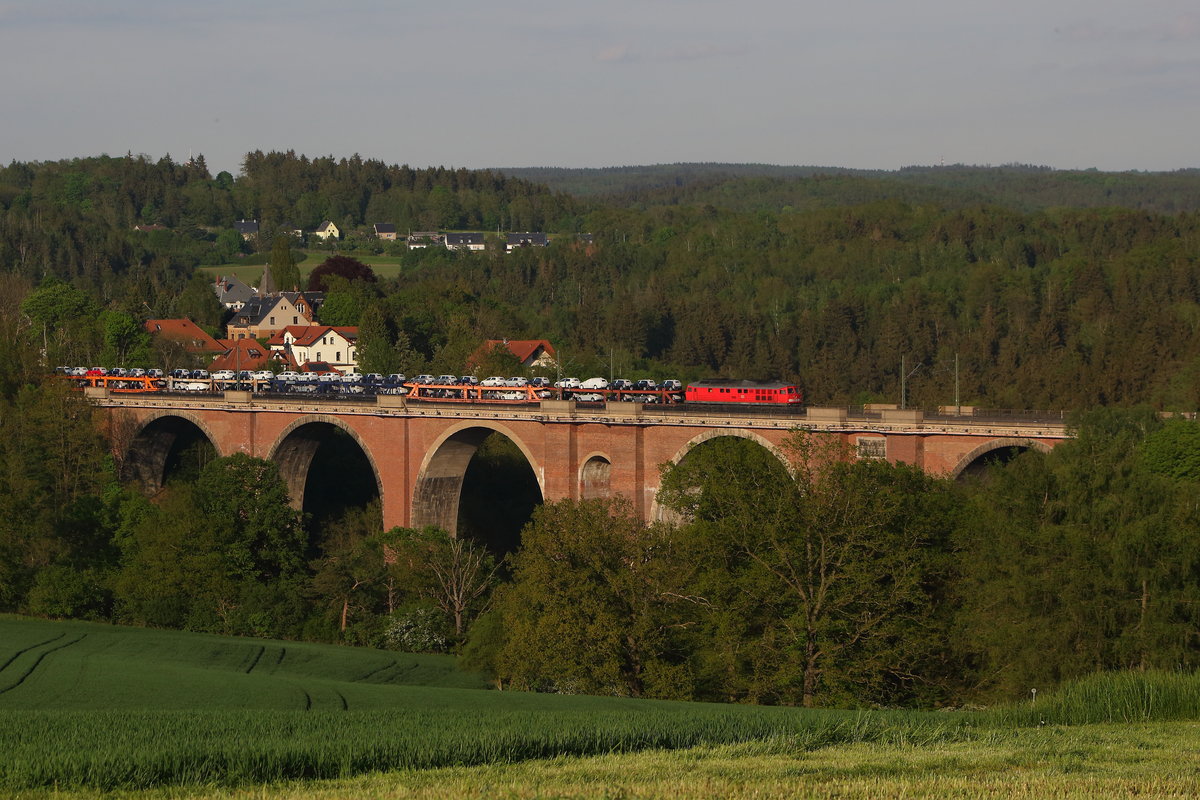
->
[[922, 407, 1070, 425]]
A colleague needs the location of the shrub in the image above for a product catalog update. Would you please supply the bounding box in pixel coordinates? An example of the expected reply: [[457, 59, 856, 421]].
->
[[383, 603, 451, 653]]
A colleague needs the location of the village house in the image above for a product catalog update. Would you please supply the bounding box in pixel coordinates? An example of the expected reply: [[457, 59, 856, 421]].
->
[[225, 291, 324, 340], [506, 232, 549, 252], [209, 338, 286, 373], [234, 219, 259, 241], [267, 325, 359, 373], [143, 318, 225, 357], [406, 231, 444, 249], [212, 274, 257, 310], [445, 232, 486, 251], [312, 220, 340, 240], [468, 338, 557, 370], [373, 223, 397, 241]]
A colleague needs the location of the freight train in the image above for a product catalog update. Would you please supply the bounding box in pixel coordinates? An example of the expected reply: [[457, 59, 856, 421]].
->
[[59, 368, 804, 407]]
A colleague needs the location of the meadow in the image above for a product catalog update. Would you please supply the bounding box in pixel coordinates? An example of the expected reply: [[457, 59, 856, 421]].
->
[[3, 616, 1200, 797], [197, 252, 408, 286]]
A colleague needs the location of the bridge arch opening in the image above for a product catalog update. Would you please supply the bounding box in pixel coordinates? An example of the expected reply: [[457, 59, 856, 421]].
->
[[413, 425, 542, 559], [580, 454, 612, 500], [269, 418, 382, 536], [121, 413, 219, 493], [652, 432, 793, 523], [951, 438, 1053, 480]]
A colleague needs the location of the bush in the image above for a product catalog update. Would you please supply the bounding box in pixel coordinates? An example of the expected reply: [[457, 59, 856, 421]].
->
[[25, 566, 110, 620], [383, 603, 451, 653]]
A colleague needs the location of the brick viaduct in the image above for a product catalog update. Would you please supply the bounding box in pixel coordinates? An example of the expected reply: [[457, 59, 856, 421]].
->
[[94, 391, 1068, 533]]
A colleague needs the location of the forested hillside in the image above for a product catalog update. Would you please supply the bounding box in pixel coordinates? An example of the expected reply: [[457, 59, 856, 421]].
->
[[3, 153, 1200, 408], [499, 163, 1200, 214], [5, 153, 1200, 709]]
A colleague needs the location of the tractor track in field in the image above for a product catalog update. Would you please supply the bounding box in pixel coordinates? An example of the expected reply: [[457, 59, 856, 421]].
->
[[0, 633, 65, 674], [356, 660, 400, 683], [0, 635, 86, 695], [244, 645, 265, 673]]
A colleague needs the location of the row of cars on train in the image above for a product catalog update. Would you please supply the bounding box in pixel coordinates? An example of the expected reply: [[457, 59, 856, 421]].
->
[[57, 366, 803, 406]]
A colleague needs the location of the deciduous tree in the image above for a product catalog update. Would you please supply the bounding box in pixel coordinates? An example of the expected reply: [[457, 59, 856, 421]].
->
[[659, 433, 954, 707], [486, 498, 697, 698]]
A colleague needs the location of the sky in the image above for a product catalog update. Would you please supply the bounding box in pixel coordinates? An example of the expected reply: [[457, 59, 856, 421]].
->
[[1, 0, 1197, 176]]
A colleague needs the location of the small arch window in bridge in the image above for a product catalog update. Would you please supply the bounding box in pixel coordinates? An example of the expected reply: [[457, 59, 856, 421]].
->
[[856, 436, 886, 459]]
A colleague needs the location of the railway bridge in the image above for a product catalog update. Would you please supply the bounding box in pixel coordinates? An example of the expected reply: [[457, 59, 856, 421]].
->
[[93, 391, 1069, 533]]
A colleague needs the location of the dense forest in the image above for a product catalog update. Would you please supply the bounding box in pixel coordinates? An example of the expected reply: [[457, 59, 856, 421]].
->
[[500, 162, 1200, 214], [3, 152, 1200, 708], [5, 152, 1200, 409]]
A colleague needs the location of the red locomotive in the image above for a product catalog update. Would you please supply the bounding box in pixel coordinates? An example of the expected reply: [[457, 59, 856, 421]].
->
[[685, 379, 803, 405]]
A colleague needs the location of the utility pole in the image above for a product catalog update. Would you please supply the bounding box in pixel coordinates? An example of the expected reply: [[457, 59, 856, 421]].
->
[[901, 356, 922, 410], [955, 353, 961, 416]]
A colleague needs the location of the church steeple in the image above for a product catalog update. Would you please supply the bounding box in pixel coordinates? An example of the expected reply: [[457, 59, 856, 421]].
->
[[259, 264, 277, 296]]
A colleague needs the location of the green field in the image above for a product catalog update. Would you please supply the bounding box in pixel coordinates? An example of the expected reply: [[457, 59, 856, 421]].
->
[[4, 616, 1200, 798], [197, 252, 408, 286]]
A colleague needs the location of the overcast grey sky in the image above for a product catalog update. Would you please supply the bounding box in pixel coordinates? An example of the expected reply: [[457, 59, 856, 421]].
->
[[2, 0, 1196, 176]]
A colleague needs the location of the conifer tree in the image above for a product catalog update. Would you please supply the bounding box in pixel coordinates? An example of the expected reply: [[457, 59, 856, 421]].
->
[[269, 236, 301, 292]]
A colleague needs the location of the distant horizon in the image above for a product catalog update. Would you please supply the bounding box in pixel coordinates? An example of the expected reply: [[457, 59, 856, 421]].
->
[[11, 151, 1199, 179]]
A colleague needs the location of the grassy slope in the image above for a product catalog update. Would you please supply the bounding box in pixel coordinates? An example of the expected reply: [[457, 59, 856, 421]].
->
[[5, 617, 1200, 797], [0, 616, 482, 712]]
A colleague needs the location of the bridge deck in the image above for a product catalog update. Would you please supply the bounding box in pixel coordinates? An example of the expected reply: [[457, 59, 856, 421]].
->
[[92, 392, 1070, 440]]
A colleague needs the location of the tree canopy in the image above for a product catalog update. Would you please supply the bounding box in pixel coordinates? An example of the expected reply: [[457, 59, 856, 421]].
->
[[306, 255, 376, 292]]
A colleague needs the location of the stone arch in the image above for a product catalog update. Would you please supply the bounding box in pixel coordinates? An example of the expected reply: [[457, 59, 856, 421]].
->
[[664, 429, 792, 476], [412, 422, 543, 536], [120, 411, 223, 492], [650, 429, 793, 522], [268, 415, 384, 511], [949, 437, 1053, 480], [579, 452, 612, 500]]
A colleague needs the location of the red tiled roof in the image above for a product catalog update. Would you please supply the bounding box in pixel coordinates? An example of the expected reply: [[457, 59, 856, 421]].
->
[[209, 338, 273, 372], [299, 361, 342, 374], [469, 339, 557, 367], [143, 318, 224, 353], [271, 325, 359, 347]]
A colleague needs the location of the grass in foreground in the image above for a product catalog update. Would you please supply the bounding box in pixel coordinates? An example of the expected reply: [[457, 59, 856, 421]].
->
[[5, 616, 1200, 796], [19, 723, 1200, 799]]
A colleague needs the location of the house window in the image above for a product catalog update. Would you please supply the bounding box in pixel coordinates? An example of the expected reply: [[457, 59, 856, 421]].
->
[[293, 317, 298, 324], [857, 437, 887, 459], [269, 316, 275, 325], [336, 351, 341, 362]]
